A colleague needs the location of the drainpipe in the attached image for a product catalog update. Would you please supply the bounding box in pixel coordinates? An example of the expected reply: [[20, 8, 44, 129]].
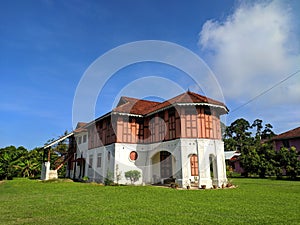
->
[[79, 153, 83, 179], [73, 153, 77, 180]]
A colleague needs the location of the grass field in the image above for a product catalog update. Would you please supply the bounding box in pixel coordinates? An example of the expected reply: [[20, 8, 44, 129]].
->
[[0, 178, 299, 225]]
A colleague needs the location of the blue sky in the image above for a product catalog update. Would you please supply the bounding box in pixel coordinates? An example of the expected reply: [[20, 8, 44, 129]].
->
[[1, 0, 300, 149]]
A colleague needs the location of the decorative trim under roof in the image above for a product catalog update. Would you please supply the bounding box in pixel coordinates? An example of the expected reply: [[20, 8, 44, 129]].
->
[[112, 111, 143, 117], [146, 102, 228, 116], [113, 91, 228, 115]]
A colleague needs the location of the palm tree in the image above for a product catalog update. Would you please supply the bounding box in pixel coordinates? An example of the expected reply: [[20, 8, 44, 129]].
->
[[14, 159, 40, 178]]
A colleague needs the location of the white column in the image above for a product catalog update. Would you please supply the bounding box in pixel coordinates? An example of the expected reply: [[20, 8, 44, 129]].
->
[[41, 161, 50, 180], [215, 141, 227, 187], [198, 140, 213, 189]]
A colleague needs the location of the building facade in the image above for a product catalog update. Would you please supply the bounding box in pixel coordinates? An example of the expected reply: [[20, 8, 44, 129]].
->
[[63, 91, 229, 188], [273, 126, 300, 151]]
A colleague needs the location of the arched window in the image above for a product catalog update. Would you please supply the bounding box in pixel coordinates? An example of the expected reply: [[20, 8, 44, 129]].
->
[[190, 154, 198, 176]]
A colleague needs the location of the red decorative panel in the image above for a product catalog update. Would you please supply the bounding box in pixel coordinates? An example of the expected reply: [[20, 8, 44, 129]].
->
[[190, 154, 198, 176]]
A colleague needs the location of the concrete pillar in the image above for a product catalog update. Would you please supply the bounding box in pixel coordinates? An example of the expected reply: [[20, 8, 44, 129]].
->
[[197, 141, 211, 188], [181, 167, 190, 189], [41, 161, 50, 180], [139, 149, 151, 184], [178, 141, 189, 189], [215, 142, 227, 187], [197, 140, 213, 189]]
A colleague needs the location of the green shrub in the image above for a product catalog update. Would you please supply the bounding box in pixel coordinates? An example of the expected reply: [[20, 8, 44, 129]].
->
[[82, 176, 89, 182], [104, 170, 114, 186], [124, 170, 141, 184]]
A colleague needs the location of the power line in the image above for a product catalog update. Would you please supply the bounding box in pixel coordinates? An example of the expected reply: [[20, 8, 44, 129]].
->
[[231, 69, 300, 113]]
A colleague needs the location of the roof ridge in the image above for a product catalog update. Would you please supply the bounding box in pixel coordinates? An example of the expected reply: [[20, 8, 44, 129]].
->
[[120, 96, 161, 104], [188, 91, 225, 104], [157, 91, 206, 104]]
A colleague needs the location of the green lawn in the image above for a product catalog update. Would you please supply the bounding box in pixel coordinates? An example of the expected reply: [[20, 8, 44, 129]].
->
[[0, 178, 299, 225]]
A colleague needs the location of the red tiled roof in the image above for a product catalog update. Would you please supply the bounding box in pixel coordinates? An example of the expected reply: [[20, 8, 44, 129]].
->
[[113, 91, 228, 115], [74, 122, 88, 133], [113, 96, 161, 115], [144, 91, 228, 114], [76, 122, 87, 129], [272, 126, 300, 140]]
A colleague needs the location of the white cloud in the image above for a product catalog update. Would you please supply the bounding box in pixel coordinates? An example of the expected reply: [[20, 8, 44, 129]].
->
[[198, 0, 300, 132], [199, 0, 300, 103]]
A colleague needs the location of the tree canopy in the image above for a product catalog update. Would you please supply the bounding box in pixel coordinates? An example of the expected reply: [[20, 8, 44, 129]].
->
[[224, 118, 299, 179], [0, 146, 42, 180], [0, 132, 69, 180]]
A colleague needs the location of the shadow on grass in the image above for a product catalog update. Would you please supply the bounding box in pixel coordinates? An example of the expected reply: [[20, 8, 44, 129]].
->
[[229, 174, 300, 181]]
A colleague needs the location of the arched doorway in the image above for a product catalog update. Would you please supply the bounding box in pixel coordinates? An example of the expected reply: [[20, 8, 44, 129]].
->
[[151, 151, 174, 183], [160, 151, 172, 179]]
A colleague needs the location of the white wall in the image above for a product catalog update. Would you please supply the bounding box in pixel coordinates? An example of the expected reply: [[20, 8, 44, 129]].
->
[[77, 138, 227, 188], [196, 139, 227, 188], [84, 144, 115, 183]]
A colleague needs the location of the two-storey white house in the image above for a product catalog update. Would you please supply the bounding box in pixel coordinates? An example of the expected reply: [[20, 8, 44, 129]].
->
[[44, 91, 228, 189]]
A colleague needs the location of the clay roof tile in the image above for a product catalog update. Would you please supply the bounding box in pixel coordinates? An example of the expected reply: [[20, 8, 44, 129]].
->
[[112, 91, 228, 116], [273, 126, 300, 140]]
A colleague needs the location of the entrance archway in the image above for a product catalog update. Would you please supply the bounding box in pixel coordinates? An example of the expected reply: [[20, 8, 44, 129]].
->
[[151, 151, 174, 183], [160, 151, 173, 179]]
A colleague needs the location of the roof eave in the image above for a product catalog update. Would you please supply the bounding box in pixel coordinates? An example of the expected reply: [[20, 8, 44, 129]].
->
[[146, 102, 228, 116], [44, 132, 74, 149], [273, 136, 300, 141], [111, 111, 143, 117], [85, 111, 143, 128]]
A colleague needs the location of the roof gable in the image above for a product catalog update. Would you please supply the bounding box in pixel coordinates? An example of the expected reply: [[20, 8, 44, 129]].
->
[[76, 122, 87, 129], [113, 96, 160, 115], [142, 91, 228, 115], [74, 122, 88, 133]]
